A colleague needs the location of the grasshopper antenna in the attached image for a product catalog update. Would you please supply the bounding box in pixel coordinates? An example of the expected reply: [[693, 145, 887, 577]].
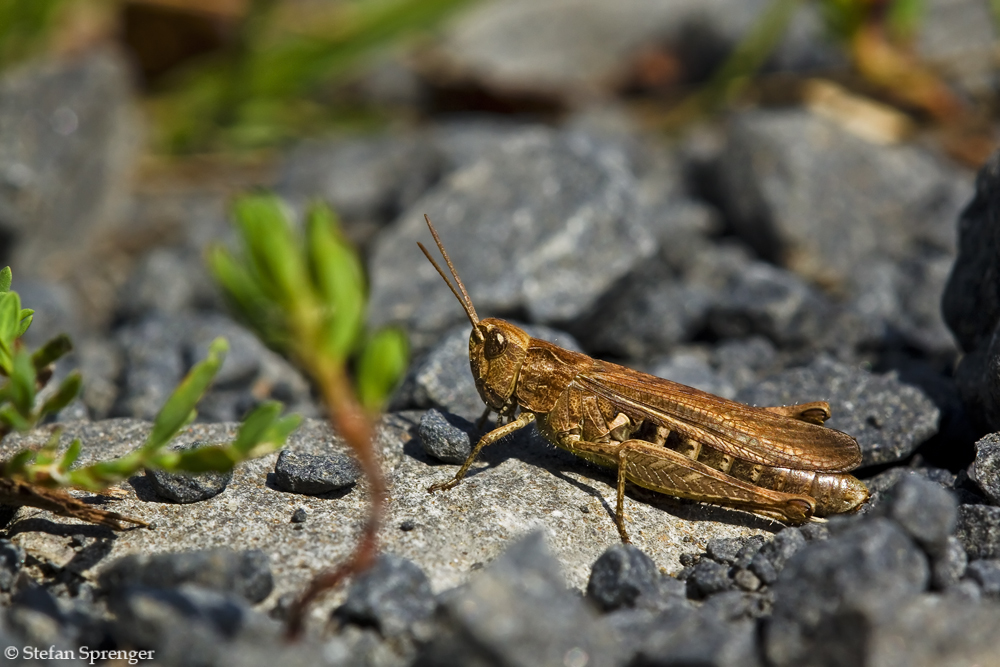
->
[[418, 214, 480, 328]]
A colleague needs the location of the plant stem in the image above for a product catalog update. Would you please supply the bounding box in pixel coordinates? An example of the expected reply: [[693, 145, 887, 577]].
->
[[285, 335, 385, 638]]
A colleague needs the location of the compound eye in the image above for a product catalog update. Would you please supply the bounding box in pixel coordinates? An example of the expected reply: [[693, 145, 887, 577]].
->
[[484, 329, 508, 360]]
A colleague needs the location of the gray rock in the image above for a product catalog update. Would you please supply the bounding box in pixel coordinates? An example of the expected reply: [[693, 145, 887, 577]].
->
[[701, 590, 771, 622], [707, 260, 838, 349], [100, 548, 273, 604], [7, 575, 71, 648], [368, 126, 657, 336], [333, 554, 435, 637], [634, 607, 763, 667], [712, 337, 781, 393], [765, 519, 930, 667], [276, 134, 441, 236], [969, 432, 1000, 505], [964, 559, 1000, 597], [416, 531, 621, 666], [918, 0, 998, 95], [586, 543, 663, 612], [0, 540, 24, 593], [732, 568, 761, 592], [873, 473, 957, 556], [390, 323, 582, 421], [290, 508, 307, 524], [737, 356, 940, 466], [76, 337, 123, 420], [944, 579, 983, 603], [749, 528, 805, 587], [864, 592, 1000, 667], [114, 313, 317, 423], [0, 49, 141, 278], [953, 164, 1000, 326], [717, 109, 969, 354], [572, 229, 735, 360], [931, 536, 968, 590], [118, 247, 218, 321], [106, 584, 270, 667], [689, 559, 732, 598], [145, 442, 233, 504], [951, 337, 1000, 434], [799, 523, 830, 542], [955, 504, 1000, 560], [15, 280, 83, 351], [273, 449, 360, 495], [419, 409, 473, 465], [436, 0, 831, 99], [706, 537, 748, 565], [942, 152, 1000, 431], [110, 583, 249, 641], [733, 535, 768, 569], [115, 315, 186, 421]]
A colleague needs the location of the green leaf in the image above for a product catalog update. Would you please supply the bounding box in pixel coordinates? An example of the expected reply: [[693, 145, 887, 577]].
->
[[4, 448, 35, 477], [144, 337, 228, 452], [232, 401, 283, 454], [15, 310, 33, 338], [356, 327, 408, 410], [38, 371, 81, 418], [32, 334, 73, 371], [0, 267, 11, 294], [233, 194, 308, 302], [307, 203, 366, 358], [258, 414, 301, 454], [58, 438, 81, 472], [34, 428, 62, 466], [8, 350, 35, 416], [0, 404, 31, 432], [172, 446, 236, 473], [207, 245, 284, 345], [0, 291, 21, 348]]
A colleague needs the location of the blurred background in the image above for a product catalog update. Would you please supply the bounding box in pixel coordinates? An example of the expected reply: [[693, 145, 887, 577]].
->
[[0, 0, 997, 465]]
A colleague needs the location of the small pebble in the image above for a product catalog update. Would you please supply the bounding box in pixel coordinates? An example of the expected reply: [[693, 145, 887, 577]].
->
[[400, 519, 416, 531], [419, 409, 474, 464], [145, 441, 232, 503], [732, 568, 761, 592], [274, 449, 360, 495], [586, 543, 661, 612], [291, 508, 308, 523]]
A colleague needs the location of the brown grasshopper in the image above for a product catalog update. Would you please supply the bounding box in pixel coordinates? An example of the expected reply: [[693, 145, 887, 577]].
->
[[418, 215, 869, 541]]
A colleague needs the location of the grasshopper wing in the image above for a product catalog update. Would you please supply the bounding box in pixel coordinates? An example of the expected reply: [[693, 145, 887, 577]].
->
[[575, 363, 862, 472]]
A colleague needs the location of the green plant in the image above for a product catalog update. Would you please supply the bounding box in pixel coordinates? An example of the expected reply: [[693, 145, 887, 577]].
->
[[152, 0, 477, 153], [5, 339, 300, 491], [0, 265, 77, 437], [666, 0, 960, 127], [0, 267, 300, 528], [207, 193, 408, 637], [0, 0, 66, 71]]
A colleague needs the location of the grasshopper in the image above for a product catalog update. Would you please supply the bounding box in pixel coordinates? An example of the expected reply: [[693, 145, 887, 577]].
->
[[418, 216, 869, 541]]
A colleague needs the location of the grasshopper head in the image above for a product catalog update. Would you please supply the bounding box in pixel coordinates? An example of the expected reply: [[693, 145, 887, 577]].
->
[[418, 215, 530, 415], [469, 318, 530, 413]]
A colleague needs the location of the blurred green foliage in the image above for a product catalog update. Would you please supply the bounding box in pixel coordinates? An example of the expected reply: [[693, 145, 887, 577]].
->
[[0, 0, 66, 71], [208, 193, 408, 411], [670, 0, 929, 125], [153, 0, 476, 153], [820, 0, 925, 43], [0, 267, 300, 491]]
